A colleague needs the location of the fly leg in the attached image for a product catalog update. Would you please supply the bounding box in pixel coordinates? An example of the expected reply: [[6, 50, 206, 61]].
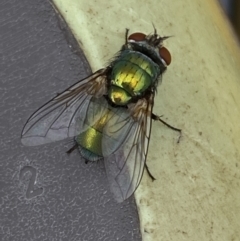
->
[[145, 115, 181, 181], [145, 163, 156, 181], [152, 113, 182, 143], [66, 142, 78, 154], [66, 139, 82, 157], [66, 142, 89, 164], [121, 28, 130, 50], [125, 28, 130, 44]]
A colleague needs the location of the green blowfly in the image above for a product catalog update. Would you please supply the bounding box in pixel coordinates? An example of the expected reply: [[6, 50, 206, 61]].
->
[[21, 28, 181, 202]]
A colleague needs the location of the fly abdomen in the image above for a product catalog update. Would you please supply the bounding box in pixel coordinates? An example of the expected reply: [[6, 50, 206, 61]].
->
[[75, 108, 113, 162], [76, 127, 103, 161], [108, 50, 160, 106]]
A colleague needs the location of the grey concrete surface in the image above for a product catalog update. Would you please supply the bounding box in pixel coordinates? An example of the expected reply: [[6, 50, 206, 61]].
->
[[0, 1, 141, 240]]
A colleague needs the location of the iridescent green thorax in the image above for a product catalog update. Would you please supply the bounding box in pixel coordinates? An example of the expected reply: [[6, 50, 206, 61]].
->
[[108, 50, 160, 106]]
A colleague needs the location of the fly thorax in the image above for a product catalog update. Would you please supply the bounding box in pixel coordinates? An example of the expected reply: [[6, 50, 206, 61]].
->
[[109, 50, 160, 105], [108, 85, 132, 105]]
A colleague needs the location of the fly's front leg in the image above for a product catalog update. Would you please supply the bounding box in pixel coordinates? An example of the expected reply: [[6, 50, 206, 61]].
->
[[121, 28, 130, 51], [125, 28, 130, 44], [152, 113, 182, 143]]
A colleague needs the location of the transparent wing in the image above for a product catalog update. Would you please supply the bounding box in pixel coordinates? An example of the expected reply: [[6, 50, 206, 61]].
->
[[21, 68, 108, 146], [103, 94, 154, 202]]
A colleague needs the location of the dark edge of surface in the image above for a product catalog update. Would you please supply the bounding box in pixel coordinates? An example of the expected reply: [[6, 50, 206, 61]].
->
[[0, 0, 142, 240]]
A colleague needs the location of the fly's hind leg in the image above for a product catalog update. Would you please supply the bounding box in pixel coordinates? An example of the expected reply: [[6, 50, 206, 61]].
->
[[66, 142, 78, 154], [146, 114, 182, 181], [145, 163, 156, 181], [66, 141, 89, 164], [152, 113, 182, 143]]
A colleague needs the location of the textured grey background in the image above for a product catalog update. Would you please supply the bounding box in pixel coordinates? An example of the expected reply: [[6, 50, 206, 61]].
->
[[0, 0, 141, 240]]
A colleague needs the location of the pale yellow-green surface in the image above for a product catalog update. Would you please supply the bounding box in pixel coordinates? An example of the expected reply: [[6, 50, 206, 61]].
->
[[52, 0, 240, 240]]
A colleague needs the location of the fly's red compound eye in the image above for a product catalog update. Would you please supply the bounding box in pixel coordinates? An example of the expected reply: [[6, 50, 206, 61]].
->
[[128, 32, 146, 41], [159, 46, 171, 66]]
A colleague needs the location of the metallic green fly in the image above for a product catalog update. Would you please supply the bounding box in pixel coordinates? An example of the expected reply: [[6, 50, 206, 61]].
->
[[21, 28, 181, 202]]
